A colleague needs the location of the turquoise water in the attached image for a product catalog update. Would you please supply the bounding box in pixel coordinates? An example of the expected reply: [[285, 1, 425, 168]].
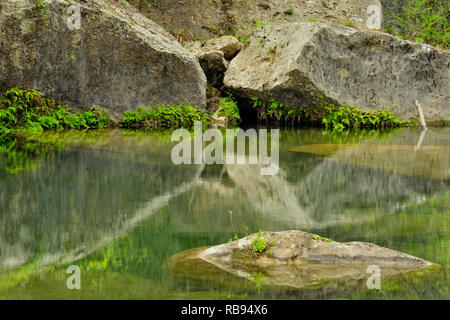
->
[[0, 128, 448, 299]]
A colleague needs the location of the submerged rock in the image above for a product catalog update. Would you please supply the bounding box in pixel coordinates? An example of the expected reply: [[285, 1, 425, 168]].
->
[[0, 0, 206, 116], [224, 22, 450, 123], [168, 231, 434, 289]]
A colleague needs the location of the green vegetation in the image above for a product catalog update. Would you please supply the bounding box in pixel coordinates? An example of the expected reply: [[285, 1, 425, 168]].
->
[[33, 0, 47, 18], [321, 104, 405, 130], [249, 272, 266, 293], [0, 88, 110, 132], [390, 0, 449, 48], [0, 88, 211, 132], [251, 229, 269, 257], [216, 94, 241, 124], [234, 19, 264, 46], [284, 7, 294, 15], [342, 19, 356, 27], [250, 97, 406, 129], [313, 235, 333, 243], [0, 134, 64, 174], [120, 104, 209, 129]]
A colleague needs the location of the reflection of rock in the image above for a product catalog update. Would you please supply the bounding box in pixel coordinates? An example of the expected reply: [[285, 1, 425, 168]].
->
[[170, 231, 434, 290], [0, 132, 203, 270], [171, 129, 449, 232], [291, 144, 450, 180], [225, 163, 315, 227]]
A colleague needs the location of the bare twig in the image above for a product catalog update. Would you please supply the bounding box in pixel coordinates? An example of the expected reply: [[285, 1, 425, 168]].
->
[[414, 100, 427, 130]]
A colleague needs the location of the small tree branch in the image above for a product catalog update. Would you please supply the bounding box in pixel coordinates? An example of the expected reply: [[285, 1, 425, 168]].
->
[[414, 100, 428, 130]]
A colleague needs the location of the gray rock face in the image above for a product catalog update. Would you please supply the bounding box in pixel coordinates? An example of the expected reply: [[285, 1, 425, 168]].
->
[[127, 0, 383, 39], [203, 36, 242, 60], [224, 22, 450, 123], [0, 0, 206, 116], [185, 41, 228, 87]]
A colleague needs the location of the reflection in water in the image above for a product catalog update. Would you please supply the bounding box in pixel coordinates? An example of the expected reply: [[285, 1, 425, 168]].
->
[[0, 131, 203, 270], [0, 128, 448, 299]]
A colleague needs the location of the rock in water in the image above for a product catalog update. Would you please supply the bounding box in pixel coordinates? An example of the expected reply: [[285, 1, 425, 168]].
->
[[191, 230, 433, 289], [224, 22, 450, 123], [0, 0, 206, 116]]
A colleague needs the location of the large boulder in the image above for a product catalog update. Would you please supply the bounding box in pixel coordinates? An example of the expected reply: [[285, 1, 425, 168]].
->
[[127, 0, 383, 40], [0, 0, 206, 116], [167, 230, 435, 289], [224, 22, 450, 123]]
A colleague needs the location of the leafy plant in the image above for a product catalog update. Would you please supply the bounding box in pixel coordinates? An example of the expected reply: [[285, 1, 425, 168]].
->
[[251, 229, 268, 257], [313, 235, 333, 243], [33, 0, 47, 17], [0, 88, 111, 132], [284, 7, 294, 15], [120, 104, 209, 129], [342, 19, 356, 27], [217, 94, 241, 124], [321, 104, 405, 131]]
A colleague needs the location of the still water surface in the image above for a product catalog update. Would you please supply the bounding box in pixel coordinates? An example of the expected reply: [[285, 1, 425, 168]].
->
[[0, 128, 448, 299]]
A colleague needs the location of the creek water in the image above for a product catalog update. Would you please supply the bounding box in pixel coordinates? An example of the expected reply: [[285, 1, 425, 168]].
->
[[0, 127, 448, 299]]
